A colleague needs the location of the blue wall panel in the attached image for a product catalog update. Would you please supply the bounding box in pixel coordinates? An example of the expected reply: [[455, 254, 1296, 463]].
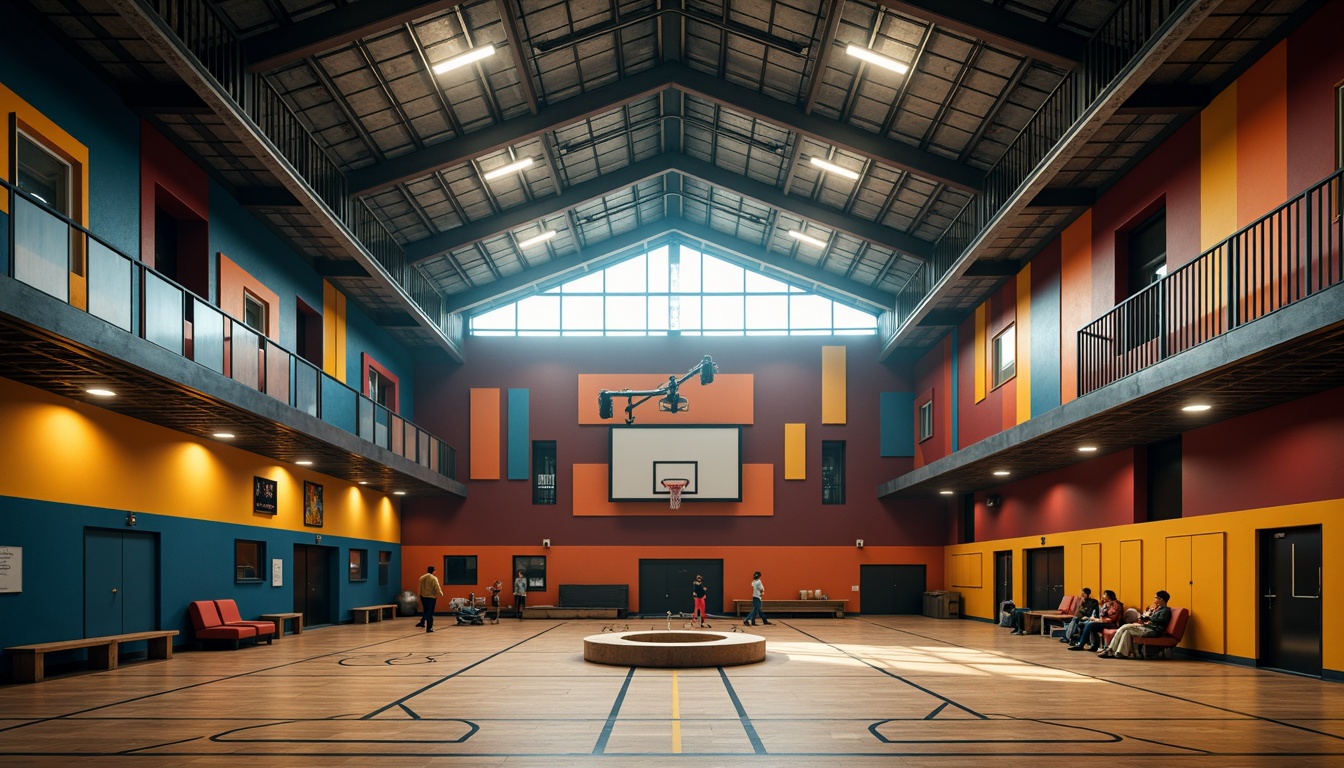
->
[[507, 388, 530, 480], [880, 392, 915, 457], [1031, 266, 1062, 416]]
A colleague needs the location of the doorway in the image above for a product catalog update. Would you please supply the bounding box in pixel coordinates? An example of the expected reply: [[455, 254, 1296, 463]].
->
[[84, 528, 159, 638], [1027, 547, 1064, 612], [637, 559, 723, 618], [1258, 526, 1322, 676], [293, 544, 334, 627], [994, 550, 1013, 608], [859, 564, 926, 614]]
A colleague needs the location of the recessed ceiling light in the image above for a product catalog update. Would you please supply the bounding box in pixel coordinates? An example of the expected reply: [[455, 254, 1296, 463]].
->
[[939, 490, 954, 495], [86, 388, 116, 397], [1078, 445, 1098, 452], [482, 157, 534, 180], [358, 481, 368, 485], [295, 460, 313, 466], [788, 230, 829, 248], [993, 470, 1010, 476], [393, 491, 406, 496], [1182, 403, 1212, 412], [213, 432, 235, 439], [432, 44, 495, 74], [808, 157, 861, 180], [845, 45, 910, 74], [516, 230, 557, 248]]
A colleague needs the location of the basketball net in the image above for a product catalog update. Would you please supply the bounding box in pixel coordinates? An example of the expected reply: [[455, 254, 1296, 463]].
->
[[662, 479, 687, 510]]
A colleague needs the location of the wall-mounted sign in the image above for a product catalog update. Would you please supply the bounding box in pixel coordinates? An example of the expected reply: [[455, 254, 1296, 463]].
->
[[254, 476, 278, 515], [271, 558, 283, 587], [0, 546, 22, 593]]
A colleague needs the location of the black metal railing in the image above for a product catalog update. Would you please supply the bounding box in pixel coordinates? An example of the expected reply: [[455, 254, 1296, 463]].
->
[[1, 177, 458, 480], [896, 0, 1188, 331], [1077, 169, 1343, 394], [145, 0, 453, 342]]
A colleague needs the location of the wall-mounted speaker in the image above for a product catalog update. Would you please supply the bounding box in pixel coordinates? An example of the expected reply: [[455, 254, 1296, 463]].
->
[[986, 494, 1002, 508]]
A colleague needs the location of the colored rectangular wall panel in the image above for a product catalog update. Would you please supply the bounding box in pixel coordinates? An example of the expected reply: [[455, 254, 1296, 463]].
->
[[974, 305, 987, 403], [573, 463, 774, 516], [576, 374, 754, 424], [784, 423, 806, 479], [1015, 266, 1031, 426], [1201, 84, 1239, 250], [821, 346, 846, 424], [880, 392, 915, 457], [507, 388, 530, 481], [1030, 243, 1062, 417], [322, 280, 346, 382], [1058, 211, 1091, 404], [470, 388, 501, 480], [1236, 42, 1288, 229]]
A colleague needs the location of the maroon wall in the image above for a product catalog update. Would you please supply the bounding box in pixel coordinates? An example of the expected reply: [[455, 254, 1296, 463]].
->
[[975, 447, 1136, 541]]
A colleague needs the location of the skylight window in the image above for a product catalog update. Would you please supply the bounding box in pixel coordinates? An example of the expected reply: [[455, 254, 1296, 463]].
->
[[468, 241, 878, 337]]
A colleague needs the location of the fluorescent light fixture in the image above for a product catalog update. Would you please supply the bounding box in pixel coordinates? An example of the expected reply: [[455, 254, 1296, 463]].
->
[[295, 460, 314, 466], [939, 490, 955, 496], [809, 157, 861, 180], [358, 481, 368, 485], [993, 470, 1011, 476], [788, 229, 829, 248], [845, 45, 909, 74], [393, 491, 407, 496], [1182, 403, 1212, 412], [1078, 445, 1098, 453], [212, 432, 235, 439], [86, 388, 116, 397], [432, 44, 495, 74], [482, 157, 534, 180], [517, 230, 557, 248]]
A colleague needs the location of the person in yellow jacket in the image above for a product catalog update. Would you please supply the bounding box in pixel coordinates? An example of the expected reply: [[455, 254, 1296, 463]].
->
[[417, 566, 443, 632]]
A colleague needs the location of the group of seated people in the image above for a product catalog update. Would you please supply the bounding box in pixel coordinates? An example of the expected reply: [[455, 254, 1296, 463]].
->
[[1005, 588, 1174, 659]]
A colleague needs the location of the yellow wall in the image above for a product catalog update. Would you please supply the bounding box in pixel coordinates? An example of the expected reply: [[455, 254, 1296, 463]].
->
[[0, 377, 399, 542], [945, 498, 1342, 669]]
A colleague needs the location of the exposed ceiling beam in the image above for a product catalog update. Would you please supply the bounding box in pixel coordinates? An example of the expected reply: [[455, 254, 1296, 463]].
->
[[405, 153, 933, 264], [493, 0, 539, 114], [347, 62, 982, 196], [870, 0, 1086, 70], [443, 216, 895, 314], [803, 0, 845, 114], [246, 0, 467, 72]]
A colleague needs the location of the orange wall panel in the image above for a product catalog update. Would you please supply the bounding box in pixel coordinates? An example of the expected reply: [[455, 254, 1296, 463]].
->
[[577, 374, 754, 424], [821, 345, 846, 424], [572, 463, 774, 516], [1201, 84, 1239, 250], [1058, 210, 1092, 404], [470, 388, 501, 480], [1236, 42, 1288, 228]]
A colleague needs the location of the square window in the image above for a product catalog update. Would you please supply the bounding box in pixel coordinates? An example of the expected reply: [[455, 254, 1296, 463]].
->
[[235, 539, 265, 582], [992, 325, 1016, 389], [442, 555, 477, 585], [513, 555, 547, 591], [349, 549, 367, 582], [919, 400, 934, 442]]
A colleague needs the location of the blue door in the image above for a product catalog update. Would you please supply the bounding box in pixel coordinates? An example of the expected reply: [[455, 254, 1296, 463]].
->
[[84, 529, 159, 638]]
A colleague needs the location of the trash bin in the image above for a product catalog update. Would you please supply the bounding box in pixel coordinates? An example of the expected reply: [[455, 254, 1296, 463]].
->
[[922, 591, 961, 619]]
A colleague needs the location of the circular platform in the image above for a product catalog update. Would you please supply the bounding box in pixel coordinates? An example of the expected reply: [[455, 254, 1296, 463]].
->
[[583, 630, 766, 668]]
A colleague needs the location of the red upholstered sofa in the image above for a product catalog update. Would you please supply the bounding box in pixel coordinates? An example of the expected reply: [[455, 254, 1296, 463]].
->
[[1101, 606, 1189, 658], [188, 600, 261, 649], [214, 600, 276, 644]]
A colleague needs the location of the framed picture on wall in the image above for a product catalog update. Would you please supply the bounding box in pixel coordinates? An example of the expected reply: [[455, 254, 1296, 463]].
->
[[303, 481, 323, 527], [253, 476, 278, 515]]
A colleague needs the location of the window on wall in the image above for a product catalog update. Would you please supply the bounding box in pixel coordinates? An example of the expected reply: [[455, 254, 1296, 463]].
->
[[243, 291, 267, 334], [13, 129, 80, 299], [821, 441, 846, 505], [532, 440, 557, 505], [349, 549, 368, 582], [368, 367, 394, 408], [1122, 209, 1167, 351], [513, 556, 547, 591], [235, 540, 265, 582], [16, 132, 72, 217], [991, 325, 1016, 388], [442, 555, 478, 585], [918, 400, 934, 442]]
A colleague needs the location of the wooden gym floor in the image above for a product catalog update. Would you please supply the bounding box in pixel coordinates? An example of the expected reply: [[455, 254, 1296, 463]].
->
[[1, 616, 1340, 767]]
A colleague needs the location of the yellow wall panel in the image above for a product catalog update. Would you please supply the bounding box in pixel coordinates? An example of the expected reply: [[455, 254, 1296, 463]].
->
[[950, 552, 983, 588], [784, 423, 806, 480], [322, 280, 346, 382], [1201, 83, 1239, 250], [1015, 265, 1031, 425], [974, 305, 987, 403], [821, 346, 846, 424]]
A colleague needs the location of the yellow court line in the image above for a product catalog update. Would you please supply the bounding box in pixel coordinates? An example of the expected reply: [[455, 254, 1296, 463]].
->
[[671, 670, 681, 753]]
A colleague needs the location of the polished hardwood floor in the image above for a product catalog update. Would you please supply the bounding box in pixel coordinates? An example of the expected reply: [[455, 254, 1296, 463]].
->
[[1, 615, 1340, 767]]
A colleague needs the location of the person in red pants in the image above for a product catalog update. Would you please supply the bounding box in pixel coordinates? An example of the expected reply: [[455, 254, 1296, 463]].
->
[[692, 575, 709, 627]]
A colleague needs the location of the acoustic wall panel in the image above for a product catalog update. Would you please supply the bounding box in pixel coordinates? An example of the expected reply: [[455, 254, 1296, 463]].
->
[[470, 388, 501, 480], [821, 346, 846, 424], [880, 392, 914, 457], [507, 388, 529, 481], [784, 423, 806, 479]]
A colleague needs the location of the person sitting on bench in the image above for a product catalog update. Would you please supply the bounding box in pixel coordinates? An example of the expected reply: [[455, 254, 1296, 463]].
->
[[1098, 590, 1171, 659]]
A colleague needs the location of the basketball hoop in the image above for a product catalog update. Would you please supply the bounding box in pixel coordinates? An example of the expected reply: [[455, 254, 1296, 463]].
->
[[661, 479, 688, 509]]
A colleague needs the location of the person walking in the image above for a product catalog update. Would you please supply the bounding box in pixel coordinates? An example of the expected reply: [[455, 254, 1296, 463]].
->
[[513, 569, 528, 620], [417, 565, 443, 633], [691, 575, 709, 627], [743, 571, 772, 626]]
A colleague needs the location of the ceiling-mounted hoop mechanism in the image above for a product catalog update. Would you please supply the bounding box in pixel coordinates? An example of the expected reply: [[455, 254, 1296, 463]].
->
[[597, 355, 718, 424]]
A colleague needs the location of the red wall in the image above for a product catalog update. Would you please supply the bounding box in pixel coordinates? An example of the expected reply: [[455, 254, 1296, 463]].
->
[[1287, 0, 1344, 192], [974, 448, 1136, 541]]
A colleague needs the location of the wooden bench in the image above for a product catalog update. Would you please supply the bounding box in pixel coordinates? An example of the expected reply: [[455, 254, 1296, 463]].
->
[[6, 630, 179, 683], [259, 612, 303, 637], [732, 599, 848, 618], [351, 604, 397, 624]]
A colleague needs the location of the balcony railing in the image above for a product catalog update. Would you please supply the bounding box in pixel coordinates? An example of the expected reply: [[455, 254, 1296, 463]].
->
[[896, 0, 1187, 331], [1, 177, 458, 481], [144, 0, 454, 343], [1078, 169, 1343, 394]]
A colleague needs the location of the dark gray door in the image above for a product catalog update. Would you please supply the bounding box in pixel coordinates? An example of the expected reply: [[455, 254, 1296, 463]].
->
[[637, 559, 723, 617], [84, 528, 158, 638], [1027, 547, 1064, 612], [1258, 526, 1322, 676], [994, 550, 1013, 608], [293, 544, 334, 626], [859, 564, 926, 614]]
